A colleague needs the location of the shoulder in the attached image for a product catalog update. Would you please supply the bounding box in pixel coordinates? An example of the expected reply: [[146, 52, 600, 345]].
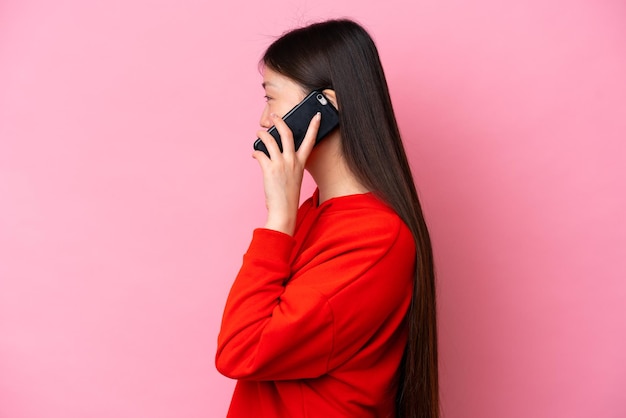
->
[[291, 192, 415, 300], [298, 193, 415, 262], [323, 193, 411, 241]]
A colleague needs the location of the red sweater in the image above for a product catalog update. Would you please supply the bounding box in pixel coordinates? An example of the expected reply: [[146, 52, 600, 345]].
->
[[216, 190, 415, 417]]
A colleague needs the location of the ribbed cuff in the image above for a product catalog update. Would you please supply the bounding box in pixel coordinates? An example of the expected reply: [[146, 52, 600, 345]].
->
[[246, 228, 296, 262]]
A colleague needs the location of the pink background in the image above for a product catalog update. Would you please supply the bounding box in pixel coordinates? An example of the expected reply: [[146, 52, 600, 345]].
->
[[1, 0, 625, 417]]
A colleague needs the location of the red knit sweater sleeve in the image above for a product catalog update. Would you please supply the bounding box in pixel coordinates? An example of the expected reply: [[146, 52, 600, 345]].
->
[[216, 212, 414, 381]]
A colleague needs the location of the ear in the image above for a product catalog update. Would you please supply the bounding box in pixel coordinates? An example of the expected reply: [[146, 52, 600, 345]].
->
[[322, 89, 338, 110]]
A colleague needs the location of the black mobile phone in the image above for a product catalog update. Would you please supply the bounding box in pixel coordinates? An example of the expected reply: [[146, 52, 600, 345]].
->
[[253, 90, 339, 158]]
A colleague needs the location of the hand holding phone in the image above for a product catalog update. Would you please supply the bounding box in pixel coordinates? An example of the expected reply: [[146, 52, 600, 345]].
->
[[253, 91, 339, 158]]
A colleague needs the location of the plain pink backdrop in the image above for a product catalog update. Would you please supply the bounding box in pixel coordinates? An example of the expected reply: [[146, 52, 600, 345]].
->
[[1, 0, 625, 417]]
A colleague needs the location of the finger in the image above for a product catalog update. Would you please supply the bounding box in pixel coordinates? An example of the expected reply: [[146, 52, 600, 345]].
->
[[252, 149, 269, 165], [252, 146, 274, 174], [297, 112, 321, 161], [270, 113, 296, 154], [256, 129, 282, 160]]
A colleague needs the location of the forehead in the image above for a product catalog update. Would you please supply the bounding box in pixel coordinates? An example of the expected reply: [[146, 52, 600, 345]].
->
[[261, 67, 301, 91], [261, 67, 282, 87]]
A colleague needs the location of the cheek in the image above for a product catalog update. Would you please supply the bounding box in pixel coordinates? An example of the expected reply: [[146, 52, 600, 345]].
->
[[274, 103, 293, 118], [277, 95, 305, 118]]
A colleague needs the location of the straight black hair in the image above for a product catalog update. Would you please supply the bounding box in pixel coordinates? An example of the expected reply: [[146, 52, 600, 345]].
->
[[262, 19, 439, 418]]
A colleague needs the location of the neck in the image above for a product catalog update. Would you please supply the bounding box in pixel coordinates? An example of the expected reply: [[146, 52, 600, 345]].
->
[[305, 132, 369, 204]]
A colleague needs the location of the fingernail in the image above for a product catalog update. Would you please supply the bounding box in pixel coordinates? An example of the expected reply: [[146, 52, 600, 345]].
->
[[315, 112, 321, 120], [270, 113, 278, 119]]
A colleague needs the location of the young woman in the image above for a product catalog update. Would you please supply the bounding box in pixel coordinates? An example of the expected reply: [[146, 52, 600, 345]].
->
[[216, 19, 439, 418]]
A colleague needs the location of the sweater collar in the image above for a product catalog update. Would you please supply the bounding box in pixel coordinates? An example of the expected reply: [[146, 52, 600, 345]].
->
[[311, 188, 380, 211]]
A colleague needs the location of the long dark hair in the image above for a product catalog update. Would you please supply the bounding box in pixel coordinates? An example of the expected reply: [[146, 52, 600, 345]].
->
[[262, 19, 439, 418]]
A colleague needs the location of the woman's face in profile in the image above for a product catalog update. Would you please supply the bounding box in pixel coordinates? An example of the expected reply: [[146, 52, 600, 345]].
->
[[259, 67, 307, 129]]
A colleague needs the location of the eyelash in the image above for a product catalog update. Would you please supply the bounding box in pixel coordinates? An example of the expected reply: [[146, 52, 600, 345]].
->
[[264, 95, 273, 102]]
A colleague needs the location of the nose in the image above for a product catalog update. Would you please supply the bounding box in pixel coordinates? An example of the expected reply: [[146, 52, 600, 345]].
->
[[259, 105, 272, 129]]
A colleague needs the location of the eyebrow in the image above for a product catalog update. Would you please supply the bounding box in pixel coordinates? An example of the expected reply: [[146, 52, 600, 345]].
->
[[262, 81, 277, 89]]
